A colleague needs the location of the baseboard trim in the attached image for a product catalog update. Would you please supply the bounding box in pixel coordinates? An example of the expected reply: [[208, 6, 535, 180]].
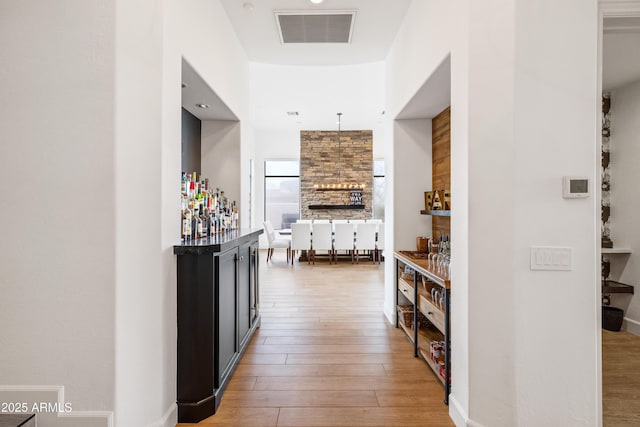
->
[[383, 305, 395, 324], [146, 403, 176, 427], [467, 418, 487, 427], [0, 385, 113, 426], [449, 394, 467, 427], [449, 394, 486, 427], [58, 411, 114, 426], [624, 316, 640, 335]]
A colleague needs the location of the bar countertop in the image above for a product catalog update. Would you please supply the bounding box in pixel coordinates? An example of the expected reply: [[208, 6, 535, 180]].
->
[[394, 250, 451, 289], [173, 228, 263, 255]]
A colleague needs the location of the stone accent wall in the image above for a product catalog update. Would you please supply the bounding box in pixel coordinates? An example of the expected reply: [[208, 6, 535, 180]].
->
[[300, 130, 373, 220], [602, 93, 612, 249]]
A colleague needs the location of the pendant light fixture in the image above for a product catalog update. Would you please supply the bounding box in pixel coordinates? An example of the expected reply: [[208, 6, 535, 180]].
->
[[314, 112, 365, 190]]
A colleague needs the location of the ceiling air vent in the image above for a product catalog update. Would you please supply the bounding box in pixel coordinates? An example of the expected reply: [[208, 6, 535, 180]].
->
[[275, 10, 356, 44]]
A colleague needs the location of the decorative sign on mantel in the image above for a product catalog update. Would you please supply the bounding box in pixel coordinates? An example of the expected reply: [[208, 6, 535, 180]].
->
[[350, 190, 362, 205]]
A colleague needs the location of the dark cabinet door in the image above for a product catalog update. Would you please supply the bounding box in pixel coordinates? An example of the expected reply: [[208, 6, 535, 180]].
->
[[215, 248, 237, 388], [237, 241, 252, 346], [176, 253, 214, 402], [249, 241, 259, 325]]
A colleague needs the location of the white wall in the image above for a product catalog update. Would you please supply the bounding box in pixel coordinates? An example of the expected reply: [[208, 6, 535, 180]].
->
[[166, 0, 253, 231], [114, 1, 165, 426], [386, 0, 599, 426], [387, 117, 432, 322], [393, 120, 433, 250], [202, 120, 242, 208], [252, 129, 301, 247], [157, 0, 252, 425], [383, 0, 460, 407], [610, 79, 640, 335], [0, 0, 252, 426], [511, 1, 598, 424], [0, 0, 116, 414], [465, 0, 517, 423]]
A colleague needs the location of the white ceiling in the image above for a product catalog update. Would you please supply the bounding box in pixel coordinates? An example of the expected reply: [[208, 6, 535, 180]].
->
[[181, 59, 238, 121], [603, 17, 640, 91], [249, 62, 385, 132], [397, 55, 450, 120], [220, 0, 412, 66]]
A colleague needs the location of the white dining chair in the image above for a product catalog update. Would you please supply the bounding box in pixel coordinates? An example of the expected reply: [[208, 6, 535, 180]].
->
[[311, 222, 333, 264], [290, 222, 312, 264], [296, 219, 312, 224], [375, 223, 385, 264], [333, 223, 356, 263], [354, 223, 377, 264], [331, 219, 348, 234], [313, 219, 330, 224], [263, 220, 291, 263]]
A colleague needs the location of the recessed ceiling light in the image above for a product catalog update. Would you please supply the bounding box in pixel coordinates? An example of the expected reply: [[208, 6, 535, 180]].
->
[[196, 103, 209, 109], [243, 2, 254, 10], [310, 0, 324, 4]]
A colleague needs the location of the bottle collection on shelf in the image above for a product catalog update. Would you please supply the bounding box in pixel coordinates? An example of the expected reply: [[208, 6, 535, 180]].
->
[[180, 172, 238, 242]]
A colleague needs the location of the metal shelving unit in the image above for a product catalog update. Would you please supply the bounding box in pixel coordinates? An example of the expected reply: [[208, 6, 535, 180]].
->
[[394, 251, 451, 404]]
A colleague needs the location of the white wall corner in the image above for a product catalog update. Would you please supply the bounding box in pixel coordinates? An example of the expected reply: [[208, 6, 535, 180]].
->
[[449, 394, 486, 427], [383, 303, 396, 324]]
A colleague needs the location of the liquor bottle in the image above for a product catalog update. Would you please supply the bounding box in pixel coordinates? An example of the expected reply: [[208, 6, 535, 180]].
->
[[200, 205, 205, 238], [232, 201, 238, 230], [209, 211, 218, 236], [182, 207, 190, 241], [195, 204, 203, 238], [183, 206, 192, 241]]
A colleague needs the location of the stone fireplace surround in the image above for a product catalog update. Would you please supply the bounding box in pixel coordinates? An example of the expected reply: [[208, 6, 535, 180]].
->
[[300, 130, 373, 220]]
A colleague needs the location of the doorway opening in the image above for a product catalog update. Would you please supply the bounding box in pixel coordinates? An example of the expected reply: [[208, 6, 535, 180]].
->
[[599, 7, 640, 425]]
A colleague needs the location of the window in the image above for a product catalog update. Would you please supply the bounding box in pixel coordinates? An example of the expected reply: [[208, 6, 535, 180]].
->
[[373, 159, 385, 220], [265, 160, 300, 230]]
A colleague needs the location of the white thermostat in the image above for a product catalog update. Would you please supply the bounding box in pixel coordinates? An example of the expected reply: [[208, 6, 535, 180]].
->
[[563, 176, 590, 198]]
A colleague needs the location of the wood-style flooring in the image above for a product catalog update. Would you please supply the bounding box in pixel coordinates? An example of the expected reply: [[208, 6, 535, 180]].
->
[[603, 329, 640, 426], [178, 251, 452, 427]]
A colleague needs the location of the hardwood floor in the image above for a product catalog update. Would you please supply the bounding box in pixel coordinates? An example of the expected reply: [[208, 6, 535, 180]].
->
[[178, 251, 453, 427], [603, 329, 640, 426]]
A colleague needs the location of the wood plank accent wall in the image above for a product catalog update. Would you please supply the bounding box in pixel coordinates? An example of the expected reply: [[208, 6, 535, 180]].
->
[[432, 107, 451, 243]]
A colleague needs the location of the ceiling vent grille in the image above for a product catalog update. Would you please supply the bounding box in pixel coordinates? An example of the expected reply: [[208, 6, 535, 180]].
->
[[275, 11, 356, 44]]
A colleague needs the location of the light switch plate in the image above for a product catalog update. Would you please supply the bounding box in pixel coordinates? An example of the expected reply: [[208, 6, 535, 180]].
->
[[530, 247, 572, 271]]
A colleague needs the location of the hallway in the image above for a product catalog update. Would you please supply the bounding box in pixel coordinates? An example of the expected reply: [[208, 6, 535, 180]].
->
[[180, 252, 452, 426]]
